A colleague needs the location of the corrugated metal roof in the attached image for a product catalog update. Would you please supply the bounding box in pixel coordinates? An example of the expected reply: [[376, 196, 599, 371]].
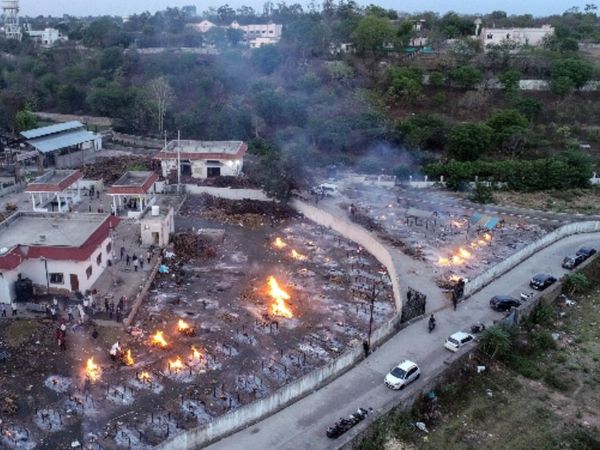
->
[[27, 130, 99, 154], [21, 121, 84, 139]]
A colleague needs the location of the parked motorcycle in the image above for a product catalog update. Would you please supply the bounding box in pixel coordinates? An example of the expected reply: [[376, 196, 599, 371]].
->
[[428, 315, 436, 333], [326, 407, 370, 439], [470, 322, 486, 334]]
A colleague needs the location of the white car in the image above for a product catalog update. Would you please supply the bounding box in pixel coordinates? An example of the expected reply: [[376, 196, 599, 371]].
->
[[384, 360, 420, 390], [444, 331, 474, 352]]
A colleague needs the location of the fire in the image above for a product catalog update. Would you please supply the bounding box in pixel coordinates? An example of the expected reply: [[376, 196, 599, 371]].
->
[[267, 276, 293, 319], [138, 371, 152, 383], [478, 239, 487, 246], [151, 331, 168, 348], [290, 249, 307, 261], [438, 257, 450, 266], [470, 242, 478, 249], [449, 275, 462, 282], [458, 248, 472, 259], [273, 237, 287, 249], [452, 255, 463, 265], [190, 345, 202, 361], [85, 357, 101, 382], [178, 319, 191, 332], [483, 233, 492, 241], [168, 356, 184, 373], [124, 349, 134, 366], [451, 220, 463, 228]]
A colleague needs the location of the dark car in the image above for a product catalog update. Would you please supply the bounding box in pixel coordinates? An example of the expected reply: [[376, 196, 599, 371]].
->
[[490, 295, 521, 311], [529, 273, 557, 290], [576, 247, 597, 259], [562, 254, 585, 270]]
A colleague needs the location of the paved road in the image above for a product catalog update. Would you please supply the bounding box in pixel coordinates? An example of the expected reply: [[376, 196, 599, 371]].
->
[[207, 232, 600, 450]]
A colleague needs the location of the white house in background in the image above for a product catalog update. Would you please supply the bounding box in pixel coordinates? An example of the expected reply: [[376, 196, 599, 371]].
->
[[155, 140, 247, 179], [479, 25, 554, 48], [0, 212, 119, 302], [193, 20, 216, 33], [27, 28, 68, 47], [106, 170, 158, 218], [231, 21, 283, 47], [25, 169, 82, 213]]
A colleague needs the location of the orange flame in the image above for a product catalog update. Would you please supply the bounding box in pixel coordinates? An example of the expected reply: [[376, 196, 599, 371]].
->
[[290, 249, 307, 261], [438, 257, 450, 266], [458, 247, 472, 259], [478, 239, 487, 246], [470, 242, 478, 249], [451, 220, 463, 228], [138, 371, 152, 383], [124, 349, 134, 366], [168, 356, 184, 373], [483, 233, 492, 241], [151, 331, 168, 348], [273, 237, 287, 249], [268, 276, 293, 319], [177, 319, 191, 332], [191, 345, 202, 361], [452, 255, 463, 265], [449, 275, 461, 282], [86, 357, 101, 382]]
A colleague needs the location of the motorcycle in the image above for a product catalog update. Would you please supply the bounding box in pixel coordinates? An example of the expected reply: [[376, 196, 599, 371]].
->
[[471, 322, 486, 334], [326, 407, 370, 439]]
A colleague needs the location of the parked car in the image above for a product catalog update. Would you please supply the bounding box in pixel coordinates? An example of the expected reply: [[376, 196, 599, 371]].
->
[[384, 360, 420, 390], [576, 247, 597, 259], [444, 332, 475, 352], [490, 295, 521, 311], [529, 273, 557, 290], [311, 183, 339, 197], [562, 254, 585, 270]]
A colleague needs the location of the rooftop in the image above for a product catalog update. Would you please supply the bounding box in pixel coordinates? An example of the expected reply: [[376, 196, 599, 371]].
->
[[25, 169, 82, 193], [0, 212, 109, 250], [107, 171, 159, 195], [27, 129, 99, 154], [21, 121, 83, 140], [156, 140, 247, 161]]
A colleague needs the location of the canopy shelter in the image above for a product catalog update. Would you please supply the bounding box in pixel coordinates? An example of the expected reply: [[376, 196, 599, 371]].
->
[[470, 212, 501, 230], [24, 169, 82, 213], [107, 171, 158, 218]]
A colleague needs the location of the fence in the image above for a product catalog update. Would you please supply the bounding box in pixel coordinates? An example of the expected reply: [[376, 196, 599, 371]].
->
[[110, 131, 164, 149], [464, 221, 600, 298]]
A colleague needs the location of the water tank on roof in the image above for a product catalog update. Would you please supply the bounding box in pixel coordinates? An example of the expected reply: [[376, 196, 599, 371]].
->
[[151, 205, 160, 216]]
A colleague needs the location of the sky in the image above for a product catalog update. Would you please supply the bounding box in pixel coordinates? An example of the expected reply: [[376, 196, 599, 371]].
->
[[20, 0, 591, 18]]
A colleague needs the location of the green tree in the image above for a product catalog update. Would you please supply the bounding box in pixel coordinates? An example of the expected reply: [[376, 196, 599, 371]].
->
[[448, 65, 483, 89], [386, 66, 422, 102], [551, 58, 595, 93], [447, 123, 493, 161], [429, 71, 445, 87], [396, 20, 415, 47], [562, 272, 590, 296], [352, 15, 395, 56], [514, 97, 542, 121], [15, 109, 37, 132], [499, 69, 521, 93], [486, 109, 530, 157], [252, 45, 282, 75], [480, 325, 513, 359]]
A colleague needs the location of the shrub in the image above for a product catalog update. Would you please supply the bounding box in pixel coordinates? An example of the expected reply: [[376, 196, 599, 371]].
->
[[480, 325, 513, 359]]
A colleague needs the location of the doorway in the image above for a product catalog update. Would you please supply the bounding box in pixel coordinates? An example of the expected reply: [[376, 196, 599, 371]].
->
[[180, 160, 192, 176], [70, 274, 79, 292], [207, 167, 221, 177], [152, 232, 160, 245]]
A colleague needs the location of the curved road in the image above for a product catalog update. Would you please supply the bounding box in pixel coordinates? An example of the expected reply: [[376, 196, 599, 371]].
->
[[207, 232, 600, 450]]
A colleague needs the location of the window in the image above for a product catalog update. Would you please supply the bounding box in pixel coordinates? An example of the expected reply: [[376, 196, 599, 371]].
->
[[49, 273, 64, 284], [86, 266, 92, 279], [106, 242, 112, 254], [96, 253, 102, 265]]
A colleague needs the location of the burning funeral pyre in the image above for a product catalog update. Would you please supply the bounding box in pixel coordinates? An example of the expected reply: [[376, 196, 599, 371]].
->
[[85, 357, 101, 382], [267, 276, 293, 319]]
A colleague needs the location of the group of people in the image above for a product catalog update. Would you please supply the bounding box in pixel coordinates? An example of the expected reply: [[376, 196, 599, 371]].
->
[[120, 245, 154, 273], [0, 301, 18, 317], [104, 296, 127, 322]]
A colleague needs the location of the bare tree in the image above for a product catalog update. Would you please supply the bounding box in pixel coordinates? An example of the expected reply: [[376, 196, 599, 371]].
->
[[147, 77, 174, 136]]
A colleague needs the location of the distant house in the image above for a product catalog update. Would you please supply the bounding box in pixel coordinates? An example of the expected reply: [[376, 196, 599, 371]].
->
[[193, 20, 216, 33], [479, 25, 554, 48], [21, 121, 102, 169], [231, 21, 283, 47], [27, 28, 68, 47], [155, 140, 246, 179]]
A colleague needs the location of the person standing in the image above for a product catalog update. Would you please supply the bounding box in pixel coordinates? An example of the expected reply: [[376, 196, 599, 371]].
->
[[1, 303, 6, 317], [11, 301, 17, 316], [67, 305, 74, 322], [139, 259, 144, 271], [120, 246, 125, 261], [133, 258, 139, 272], [126, 254, 131, 266], [104, 297, 109, 314]]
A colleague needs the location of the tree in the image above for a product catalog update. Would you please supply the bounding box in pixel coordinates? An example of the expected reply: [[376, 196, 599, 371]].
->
[[352, 15, 395, 56], [551, 58, 595, 93], [514, 97, 542, 121], [386, 67, 422, 102], [480, 325, 513, 359], [429, 71, 445, 87], [447, 123, 493, 161], [486, 109, 529, 157], [563, 272, 590, 296], [147, 77, 174, 136], [448, 65, 483, 89], [396, 20, 415, 47], [499, 69, 521, 93], [252, 45, 282, 75], [15, 109, 37, 132]]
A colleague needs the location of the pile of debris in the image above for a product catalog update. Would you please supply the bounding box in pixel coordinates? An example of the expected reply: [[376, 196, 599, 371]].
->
[[179, 175, 258, 189], [172, 232, 217, 260], [82, 156, 161, 184], [180, 194, 295, 229]]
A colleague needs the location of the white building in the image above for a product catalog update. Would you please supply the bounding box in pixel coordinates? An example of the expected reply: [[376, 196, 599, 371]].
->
[[155, 140, 246, 179], [192, 20, 216, 33], [232, 21, 283, 47], [107, 171, 158, 218], [27, 28, 68, 47], [0, 212, 118, 303], [479, 25, 554, 48], [25, 169, 83, 213]]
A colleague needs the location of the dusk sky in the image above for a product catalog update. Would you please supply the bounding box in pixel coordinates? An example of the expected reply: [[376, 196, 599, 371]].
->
[[20, 0, 592, 18]]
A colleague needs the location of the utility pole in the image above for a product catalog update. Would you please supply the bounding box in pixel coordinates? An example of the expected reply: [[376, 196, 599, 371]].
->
[[177, 130, 181, 194]]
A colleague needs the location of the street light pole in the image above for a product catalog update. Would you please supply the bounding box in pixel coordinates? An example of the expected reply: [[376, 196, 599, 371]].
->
[[177, 130, 181, 194]]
